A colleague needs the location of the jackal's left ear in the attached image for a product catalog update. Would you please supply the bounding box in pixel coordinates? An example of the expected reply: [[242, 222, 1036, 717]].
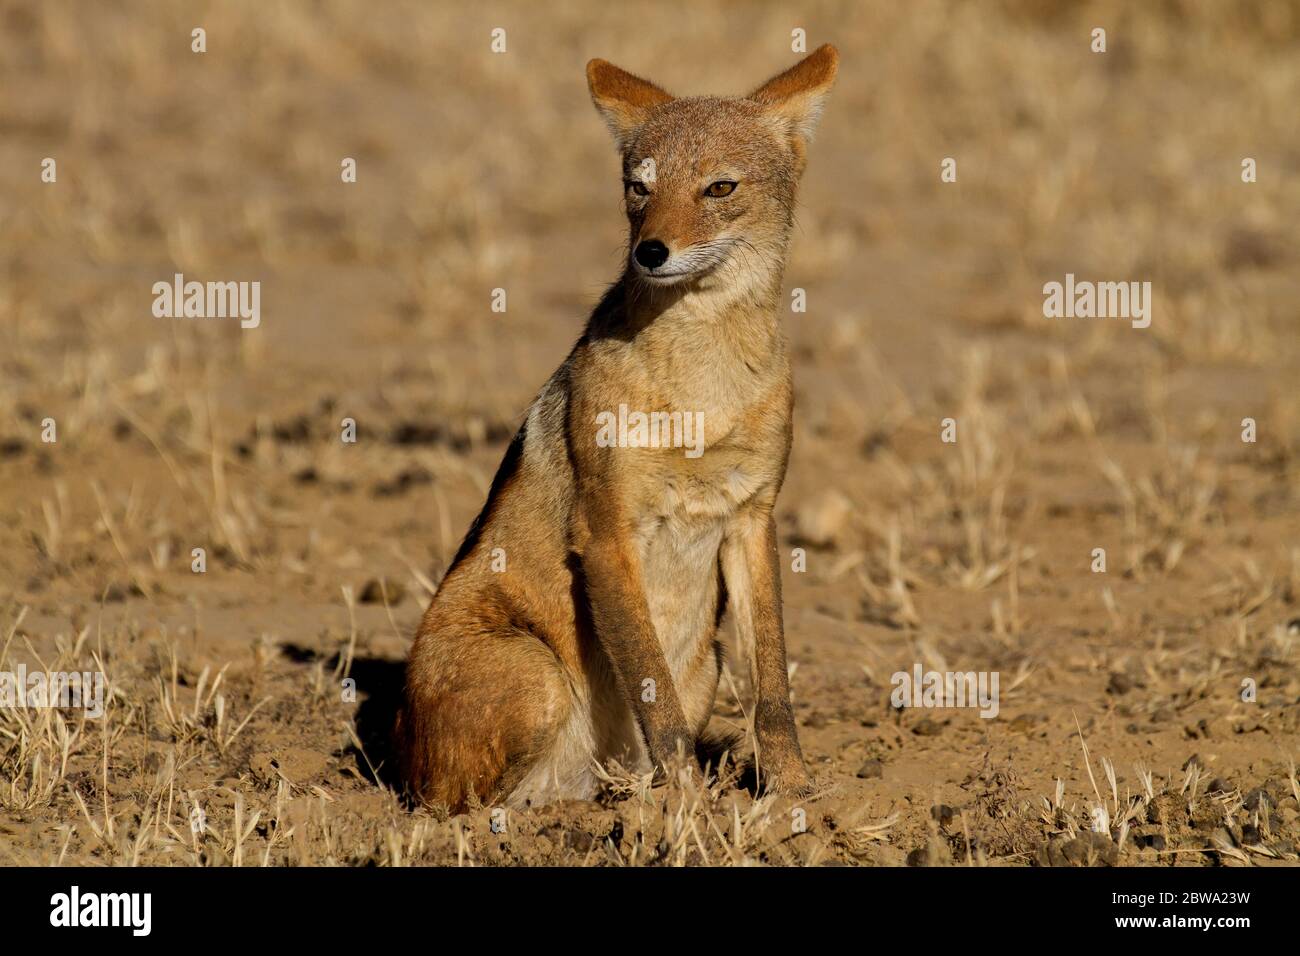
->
[[749, 44, 839, 147], [587, 59, 675, 150]]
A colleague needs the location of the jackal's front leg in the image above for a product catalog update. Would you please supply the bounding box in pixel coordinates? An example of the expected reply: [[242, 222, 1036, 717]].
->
[[723, 507, 813, 795], [580, 530, 696, 771]]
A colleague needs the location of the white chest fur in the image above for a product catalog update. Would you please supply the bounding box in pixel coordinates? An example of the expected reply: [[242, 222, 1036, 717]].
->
[[635, 461, 763, 676]]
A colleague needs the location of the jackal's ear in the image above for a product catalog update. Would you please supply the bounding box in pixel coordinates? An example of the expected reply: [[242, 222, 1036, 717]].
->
[[749, 44, 838, 147], [586, 59, 674, 150]]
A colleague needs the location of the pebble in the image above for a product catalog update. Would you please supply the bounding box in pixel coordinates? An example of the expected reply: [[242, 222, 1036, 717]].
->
[[1106, 672, 1134, 695], [1242, 787, 1269, 811], [855, 759, 884, 780], [911, 717, 943, 736], [930, 804, 955, 828]]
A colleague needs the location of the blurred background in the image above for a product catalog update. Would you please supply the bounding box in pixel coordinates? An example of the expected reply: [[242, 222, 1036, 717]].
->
[[0, 0, 1298, 865]]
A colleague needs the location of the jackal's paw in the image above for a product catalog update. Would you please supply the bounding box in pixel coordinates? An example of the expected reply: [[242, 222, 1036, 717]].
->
[[763, 765, 815, 799], [649, 735, 702, 783]]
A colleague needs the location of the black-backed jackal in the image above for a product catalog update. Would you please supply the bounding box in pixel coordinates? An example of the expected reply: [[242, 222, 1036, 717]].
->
[[397, 45, 839, 811]]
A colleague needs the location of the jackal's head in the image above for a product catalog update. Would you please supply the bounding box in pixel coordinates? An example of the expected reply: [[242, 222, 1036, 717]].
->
[[586, 45, 837, 296]]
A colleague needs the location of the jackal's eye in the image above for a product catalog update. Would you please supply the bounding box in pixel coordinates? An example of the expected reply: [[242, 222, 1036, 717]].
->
[[704, 180, 737, 198], [626, 181, 650, 197]]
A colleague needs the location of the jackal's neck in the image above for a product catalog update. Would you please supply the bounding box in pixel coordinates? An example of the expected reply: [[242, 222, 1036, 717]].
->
[[616, 269, 785, 374]]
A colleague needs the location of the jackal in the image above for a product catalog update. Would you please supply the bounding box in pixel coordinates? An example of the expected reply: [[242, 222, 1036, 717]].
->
[[396, 45, 838, 811]]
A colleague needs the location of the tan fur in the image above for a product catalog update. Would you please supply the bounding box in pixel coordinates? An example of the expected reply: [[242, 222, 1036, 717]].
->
[[397, 45, 838, 812]]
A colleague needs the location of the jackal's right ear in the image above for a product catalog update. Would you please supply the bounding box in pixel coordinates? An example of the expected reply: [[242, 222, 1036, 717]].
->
[[586, 59, 674, 150]]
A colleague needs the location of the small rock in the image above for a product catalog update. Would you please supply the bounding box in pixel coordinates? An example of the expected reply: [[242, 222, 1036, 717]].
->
[[1106, 673, 1134, 695], [930, 804, 955, 828], [911, 717, 943, 737], [855, 759, 884, 780], [1242, 788, 1269, 812]]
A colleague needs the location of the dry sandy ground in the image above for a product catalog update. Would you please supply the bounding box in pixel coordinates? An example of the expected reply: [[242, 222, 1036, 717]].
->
[[1, 0, 1298, 866]]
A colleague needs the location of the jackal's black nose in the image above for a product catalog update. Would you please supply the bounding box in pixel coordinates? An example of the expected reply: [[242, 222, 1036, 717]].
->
[[634, 240, 669, 269]]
